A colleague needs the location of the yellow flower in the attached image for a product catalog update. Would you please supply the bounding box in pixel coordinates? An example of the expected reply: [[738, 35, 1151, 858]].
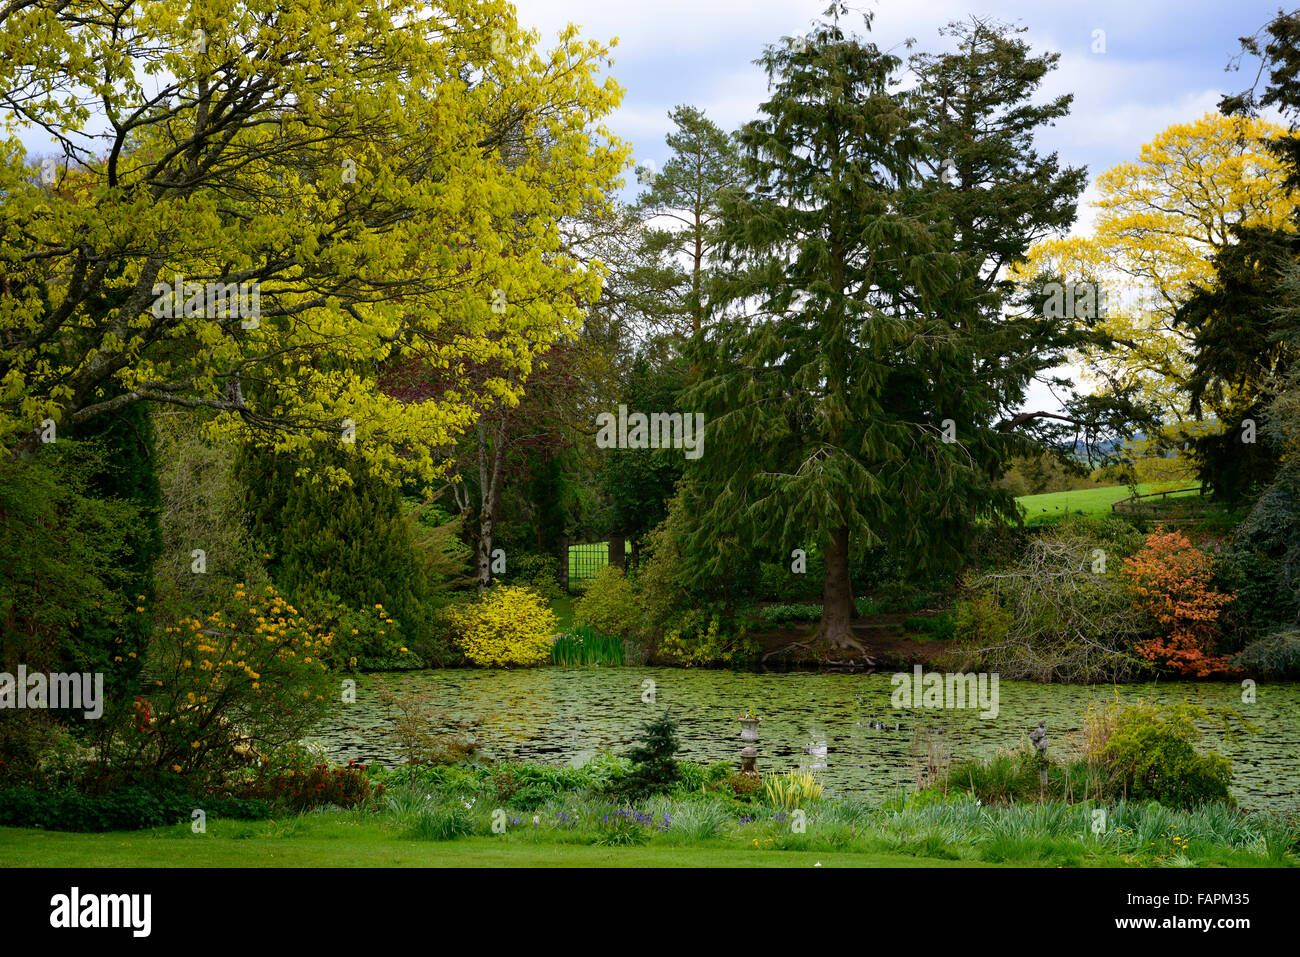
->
[[171, 765, 182, 773], [191, 741, 201, 749]]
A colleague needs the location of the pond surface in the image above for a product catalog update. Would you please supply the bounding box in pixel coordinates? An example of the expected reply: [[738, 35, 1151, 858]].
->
[[310, 668, 1300, 812]]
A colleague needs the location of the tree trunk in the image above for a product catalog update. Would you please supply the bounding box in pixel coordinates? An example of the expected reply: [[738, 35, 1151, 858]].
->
[[814, 525, 863, 651], [557, 534, 570, 594], [609, 535, 626, 570], [475, 417, 507, 594]]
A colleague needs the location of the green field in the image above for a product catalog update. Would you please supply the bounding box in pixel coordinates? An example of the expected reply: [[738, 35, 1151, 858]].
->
[[1014, 483, 1199, 521]]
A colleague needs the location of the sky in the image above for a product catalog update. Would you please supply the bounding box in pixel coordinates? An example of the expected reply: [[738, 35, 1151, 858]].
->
[[516, 0, 1288, 228], [516, 0, 1290, 413]]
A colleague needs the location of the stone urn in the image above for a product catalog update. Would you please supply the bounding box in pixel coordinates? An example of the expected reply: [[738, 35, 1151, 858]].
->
[[740, 745, 759, 774], [739, 716, 761, 741]]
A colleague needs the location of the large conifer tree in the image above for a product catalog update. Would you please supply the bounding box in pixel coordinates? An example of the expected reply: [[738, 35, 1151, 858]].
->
[[684, 5, 1089, 651]]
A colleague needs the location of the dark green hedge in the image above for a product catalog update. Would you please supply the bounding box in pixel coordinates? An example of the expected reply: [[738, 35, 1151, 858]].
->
[[0, 786, 270, 832]]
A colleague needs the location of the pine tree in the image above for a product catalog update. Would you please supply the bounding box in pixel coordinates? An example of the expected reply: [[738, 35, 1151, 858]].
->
[[635, 105, 744, 333], [622, 709, 682, 796]]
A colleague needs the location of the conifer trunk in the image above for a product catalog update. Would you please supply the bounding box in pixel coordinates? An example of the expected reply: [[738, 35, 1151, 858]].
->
[[814, 525, 862, 650]]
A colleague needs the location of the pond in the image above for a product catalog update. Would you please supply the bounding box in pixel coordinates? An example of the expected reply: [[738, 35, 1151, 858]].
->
[[309, 668, 1300, 813]]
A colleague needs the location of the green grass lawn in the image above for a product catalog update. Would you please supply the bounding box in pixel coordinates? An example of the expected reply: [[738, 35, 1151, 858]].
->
[[1014, 482, 1199, 521], [549, 594, 575, 633], [0, 821, 992, 868]]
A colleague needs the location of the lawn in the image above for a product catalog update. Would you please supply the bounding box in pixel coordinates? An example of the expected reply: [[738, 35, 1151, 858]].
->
[[0, 821, 990, 868], [1014, 482, 1199, 521]]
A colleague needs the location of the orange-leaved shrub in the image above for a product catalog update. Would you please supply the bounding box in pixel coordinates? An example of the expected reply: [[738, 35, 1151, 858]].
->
[[1121, 527, 1233, 676]]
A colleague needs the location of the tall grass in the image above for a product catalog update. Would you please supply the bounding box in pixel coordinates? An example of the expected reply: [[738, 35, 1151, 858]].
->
[[551, 625, 624, 666], [762, 769, 824, 810]]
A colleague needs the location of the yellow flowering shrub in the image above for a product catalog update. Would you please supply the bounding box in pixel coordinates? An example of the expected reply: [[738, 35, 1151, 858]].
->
[[449, 586, 558, 667], [118, 583, 334, 779]]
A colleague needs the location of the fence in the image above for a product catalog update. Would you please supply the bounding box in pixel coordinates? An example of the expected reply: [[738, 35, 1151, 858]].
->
[[1110, 486, 1213, 520], [568, 541, 611, 589]]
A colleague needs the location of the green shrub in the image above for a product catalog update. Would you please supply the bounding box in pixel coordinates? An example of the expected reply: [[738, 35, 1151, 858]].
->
[[944, 748, 1047, 805], [304, 594, 421, 671], [572, 565, 641, 637], [658, 611, 758, 665], [507, 552, 563, 600], [716, 772, 762, 801], [1090, 701, 1238, 810], [674, 760, 732, 793], [757, 554, 824, 601], [1055, 513, 1146, 557], [1232, 629, 1300, 677], [903, 614, 956, 640], [1217, 551, 1300, 643], [758, 603, 823, 625]]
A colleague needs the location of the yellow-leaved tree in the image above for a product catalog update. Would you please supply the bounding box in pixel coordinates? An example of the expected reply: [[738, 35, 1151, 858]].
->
[[1012, 112, 1295, 481], [0, 0, 629, 481]]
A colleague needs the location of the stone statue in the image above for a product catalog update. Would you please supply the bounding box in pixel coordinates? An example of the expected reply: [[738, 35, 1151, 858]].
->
[[1029, 719, 1048, 755], [1029, 720, 1048, 786]]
